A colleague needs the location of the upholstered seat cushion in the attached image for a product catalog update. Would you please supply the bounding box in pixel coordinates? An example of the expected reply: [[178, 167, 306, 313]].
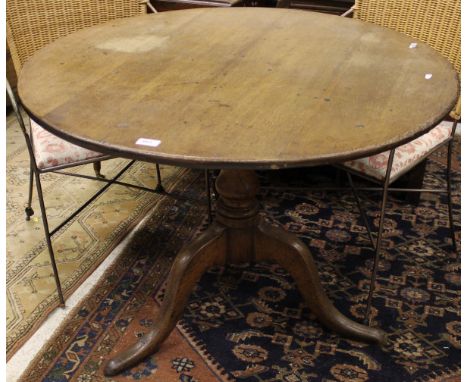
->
[[343, 121, 453, 182], [31, 119, 105, 170]]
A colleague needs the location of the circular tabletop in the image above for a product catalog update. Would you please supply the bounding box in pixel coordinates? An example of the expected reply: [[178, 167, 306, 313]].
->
[[18, 8, 459, 170]]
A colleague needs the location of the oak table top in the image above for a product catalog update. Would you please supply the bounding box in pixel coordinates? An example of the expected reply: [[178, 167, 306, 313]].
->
[[18, 7, 458, 169]]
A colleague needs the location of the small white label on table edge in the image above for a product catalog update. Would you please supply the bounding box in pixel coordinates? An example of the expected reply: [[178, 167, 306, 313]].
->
[[135, 138, 161, 147]]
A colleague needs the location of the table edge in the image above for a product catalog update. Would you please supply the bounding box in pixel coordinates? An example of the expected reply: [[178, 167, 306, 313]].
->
[[21, 87, 458, 170]]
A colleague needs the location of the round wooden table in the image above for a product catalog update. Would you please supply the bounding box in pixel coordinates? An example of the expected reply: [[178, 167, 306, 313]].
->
[[18, 8, 458, 376]]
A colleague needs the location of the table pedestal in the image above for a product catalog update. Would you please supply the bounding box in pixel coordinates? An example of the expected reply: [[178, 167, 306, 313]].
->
[[104, 169, 386, 376]]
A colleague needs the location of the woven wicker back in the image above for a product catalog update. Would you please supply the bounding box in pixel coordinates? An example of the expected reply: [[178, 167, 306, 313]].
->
[[354, 0, 460, 118], [7, 0, 147, 74]]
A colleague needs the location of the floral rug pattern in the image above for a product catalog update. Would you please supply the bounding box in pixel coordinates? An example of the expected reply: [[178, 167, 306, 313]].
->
[[19, 147, 460, 382]]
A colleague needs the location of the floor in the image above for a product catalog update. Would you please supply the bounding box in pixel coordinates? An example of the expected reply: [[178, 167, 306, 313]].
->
[[6, 211, 152, 381], [6, 123, 461, 381]]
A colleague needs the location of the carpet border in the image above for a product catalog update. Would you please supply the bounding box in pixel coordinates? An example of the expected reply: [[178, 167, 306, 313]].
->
[[8, 166, 187, 361]]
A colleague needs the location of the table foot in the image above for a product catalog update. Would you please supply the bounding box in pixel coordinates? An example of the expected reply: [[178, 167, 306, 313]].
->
[[255, 219, 386, 345], [104, 224, 227, 376]]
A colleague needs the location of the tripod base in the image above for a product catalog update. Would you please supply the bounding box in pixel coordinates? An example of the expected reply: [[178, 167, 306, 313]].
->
[[104, 169, 386, 376]]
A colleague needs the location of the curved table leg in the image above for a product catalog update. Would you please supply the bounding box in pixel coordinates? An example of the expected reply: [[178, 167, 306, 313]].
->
[[255, 218, 386, 345], [104, 224, 227, 376]]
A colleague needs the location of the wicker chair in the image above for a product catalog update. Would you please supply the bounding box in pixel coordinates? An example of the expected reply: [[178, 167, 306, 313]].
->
[[275, 0, 461, 323], [6, 0, 163, 305], [338, 0, 461, 322]]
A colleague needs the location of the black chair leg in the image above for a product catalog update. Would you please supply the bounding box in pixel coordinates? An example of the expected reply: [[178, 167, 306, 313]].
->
[[93, 161, 105, 179], [365, 148, 395, 324], [446, 137, 457, 252], [25, 160, 35, 220], [402, 159, 426, 205], [212, 170, 219, 200], [346, 172, 375, 250], [155, 164, 164, 192], [205, 170, 213, 223], [34, 171, 65, 306]]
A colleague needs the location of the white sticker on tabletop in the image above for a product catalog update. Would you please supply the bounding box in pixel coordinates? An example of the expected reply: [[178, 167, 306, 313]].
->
[[135, 138, 161, 147], [425, 73, 433, 80], [409, 42, 418, 49]]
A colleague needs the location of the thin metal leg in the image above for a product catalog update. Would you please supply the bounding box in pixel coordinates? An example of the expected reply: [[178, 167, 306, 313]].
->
[[346, 172, 375, 250], [212, 170, 219, 200], [7, 79, 36, 221], [93, 161, 105, 179], [205, 169, 213, 223], [365, 148, 395, 324], [446, 135, 457, 252], [155, 164, 164, 193], [34, 171, 65, 306], [25, 160, 35, 220]]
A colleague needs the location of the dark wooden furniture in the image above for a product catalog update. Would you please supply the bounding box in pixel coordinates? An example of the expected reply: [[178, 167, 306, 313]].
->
[[18, 8, 458, 376], [281, 0, 353, 14], [150, 0, 250, 13]]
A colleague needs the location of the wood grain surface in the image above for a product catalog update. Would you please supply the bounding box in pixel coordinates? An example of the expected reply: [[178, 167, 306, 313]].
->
[[18, 8, 459, 169]]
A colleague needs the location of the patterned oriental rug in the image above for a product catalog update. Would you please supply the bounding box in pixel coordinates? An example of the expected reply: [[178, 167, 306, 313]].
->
[[6, 112, 193, 359], [18, 143, 460, 382]]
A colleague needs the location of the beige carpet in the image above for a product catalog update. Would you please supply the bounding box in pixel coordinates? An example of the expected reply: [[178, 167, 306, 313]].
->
[[6, 111, 188, 358]]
